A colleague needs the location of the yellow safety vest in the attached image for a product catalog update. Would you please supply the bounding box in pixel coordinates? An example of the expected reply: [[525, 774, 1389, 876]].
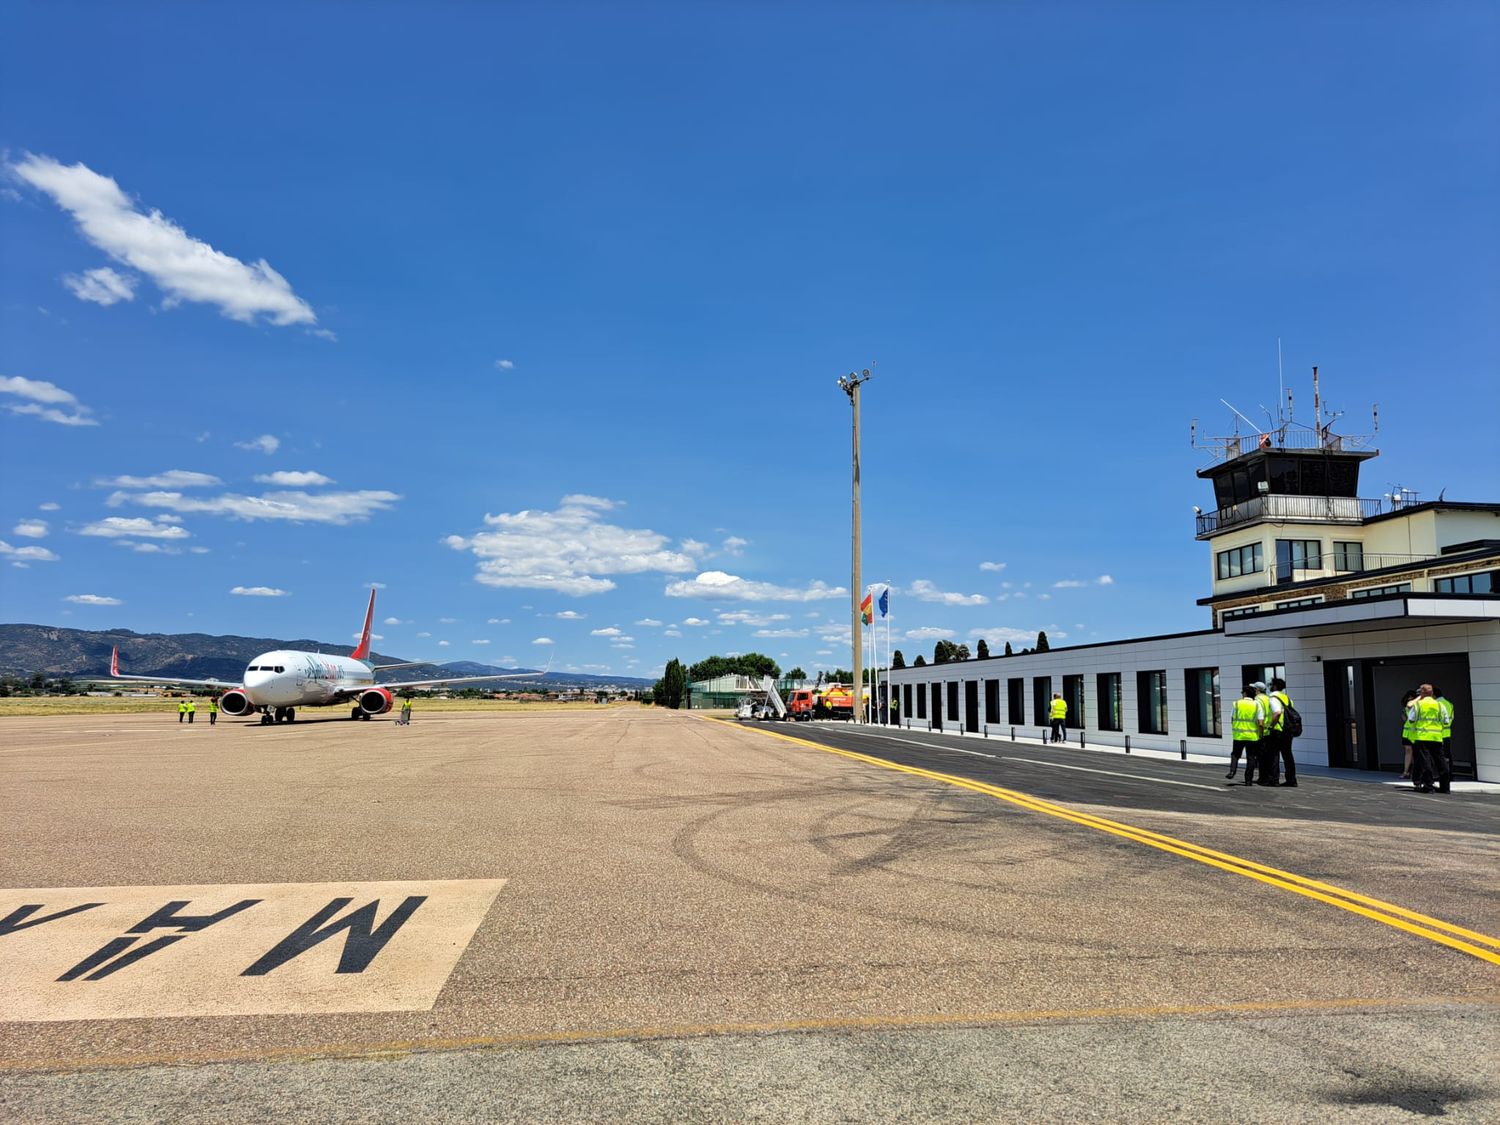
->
[[186, 701, 196, 712], [1412, 697, 1444, 742], [1436, 698, 1453, 738], [1049, 698, 1067, 720], [1402, 704, 1417, 742], [208, 698, 218, 713], [1269, 690, 1291, 730], [1231, 697, 1262, 742], [178, 701, 187, 713]]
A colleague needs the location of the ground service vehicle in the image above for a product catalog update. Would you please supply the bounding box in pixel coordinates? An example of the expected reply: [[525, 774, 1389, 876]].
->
[[786, 688, 817, 720], [815, 684, 856, 720]]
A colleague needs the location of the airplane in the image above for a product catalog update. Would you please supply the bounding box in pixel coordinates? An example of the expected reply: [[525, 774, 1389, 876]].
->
[[109, 590, 546, 725]]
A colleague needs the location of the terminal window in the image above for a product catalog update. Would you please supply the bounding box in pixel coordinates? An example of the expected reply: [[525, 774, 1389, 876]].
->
[[1185, 667, 1221, 738], [1349, 582, 1412, 600], [1216, 543, 1263, 580], [1033, 676, 1052, 726], [1333, 541, 1364, 572], [1136, 670, 1168, 735], [1007, 678, 1025, 725], [1097, 673, 1122, 731], [1435, 570, 1496, 595]]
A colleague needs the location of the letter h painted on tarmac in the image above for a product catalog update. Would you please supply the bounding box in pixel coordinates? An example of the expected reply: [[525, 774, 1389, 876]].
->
[[58, 899, 261, 982]]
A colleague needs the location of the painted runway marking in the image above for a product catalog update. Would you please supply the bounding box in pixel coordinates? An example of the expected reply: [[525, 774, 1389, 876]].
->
[[0, 879, 506, 1022], [1003, 756, 1223, 791], [709, 718, 1500, 966]]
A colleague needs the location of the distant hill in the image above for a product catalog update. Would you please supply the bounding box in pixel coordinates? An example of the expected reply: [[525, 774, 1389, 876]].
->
[[0, 624, 653, 689]]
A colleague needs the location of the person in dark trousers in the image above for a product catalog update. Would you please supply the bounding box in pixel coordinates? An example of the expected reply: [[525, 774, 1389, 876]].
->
[[1412, 683, 1451, 794], [1434, 686, 1455, 786], [186, 699, 196, 724], [208, 696, 218, 726], [1048, 692, 1067, 744], [1248, 681, 1280, 785], [1227, 683, 1266, 784], [178, 699, 187, 723], [1268, 677, 1297, 787], [1399, 689, 1418, 780]]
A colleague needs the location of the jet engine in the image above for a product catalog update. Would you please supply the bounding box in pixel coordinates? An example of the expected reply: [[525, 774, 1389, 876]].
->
[[219, 689, 256, 716], [358, 687, 394, 716]]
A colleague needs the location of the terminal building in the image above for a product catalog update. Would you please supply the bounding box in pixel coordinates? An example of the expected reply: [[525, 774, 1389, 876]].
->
[[888, 411, 1500, 782]]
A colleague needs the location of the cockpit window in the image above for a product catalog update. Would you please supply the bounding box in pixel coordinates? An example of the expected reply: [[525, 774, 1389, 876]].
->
[[247, 666, 261, 672], [274, 666, 285, 674]]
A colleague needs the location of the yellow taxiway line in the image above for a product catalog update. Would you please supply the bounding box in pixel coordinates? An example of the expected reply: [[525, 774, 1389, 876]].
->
[[709, 718, 1500, 967]]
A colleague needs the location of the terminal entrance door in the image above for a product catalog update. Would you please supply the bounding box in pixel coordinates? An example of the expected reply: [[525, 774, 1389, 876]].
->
[[964, 681, 979, 733], [1323, 653, 1476, 778]]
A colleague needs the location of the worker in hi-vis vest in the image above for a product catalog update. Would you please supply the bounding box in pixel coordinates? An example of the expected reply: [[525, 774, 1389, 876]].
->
[[178, 699, 187, 723], [1048, 692, 1068, 744], [208, 696, 218, 726], [1411, 683, 1451, 794], [1266, 677, 1297, 787], [185, 699, 196, 724], [1226, 683, 1268, 785]]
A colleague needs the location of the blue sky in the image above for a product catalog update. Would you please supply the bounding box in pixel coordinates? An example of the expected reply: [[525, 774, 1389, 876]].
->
[[2, 2, 1496, 678]]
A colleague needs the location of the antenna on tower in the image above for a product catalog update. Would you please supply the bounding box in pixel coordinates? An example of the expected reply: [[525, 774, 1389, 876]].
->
[[1312, 365, 1322, 434], [1277, 338, 1285, 425]]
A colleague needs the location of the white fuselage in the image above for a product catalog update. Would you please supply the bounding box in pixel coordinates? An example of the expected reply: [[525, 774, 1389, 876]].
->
[[241, 650, 376, 708]]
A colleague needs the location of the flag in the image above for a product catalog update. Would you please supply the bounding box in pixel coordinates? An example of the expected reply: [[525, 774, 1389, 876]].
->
[[859, 592, 873, 626], [878, 586, 890, 618]]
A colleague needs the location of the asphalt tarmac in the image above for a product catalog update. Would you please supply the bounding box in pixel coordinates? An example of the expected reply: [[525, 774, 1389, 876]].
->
[[2, 708, 1497, 1122]]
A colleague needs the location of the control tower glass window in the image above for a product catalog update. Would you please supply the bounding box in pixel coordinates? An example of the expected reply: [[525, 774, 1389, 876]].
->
[[1333, 542, 1364, 572], [1216, 543, 1263, 580]]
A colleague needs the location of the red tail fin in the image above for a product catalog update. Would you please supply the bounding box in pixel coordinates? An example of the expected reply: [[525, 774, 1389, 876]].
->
[[350, 589, 376, 661], [111, 646, 120, 677]]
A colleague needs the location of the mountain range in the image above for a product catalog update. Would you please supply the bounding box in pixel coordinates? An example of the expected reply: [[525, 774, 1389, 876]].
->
[[0, 624, 653, 689]]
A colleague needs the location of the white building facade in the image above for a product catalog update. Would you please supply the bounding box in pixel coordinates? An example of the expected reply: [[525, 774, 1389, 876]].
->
[[887, 427, 1500, 781]]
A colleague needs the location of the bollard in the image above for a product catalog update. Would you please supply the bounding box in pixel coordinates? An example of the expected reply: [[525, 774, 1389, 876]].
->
[[1079, 729, 1085, 749], [1124, 735, 1131, 753], [1180, 738, 1188, 761], [1011, 727, 1016, 742]]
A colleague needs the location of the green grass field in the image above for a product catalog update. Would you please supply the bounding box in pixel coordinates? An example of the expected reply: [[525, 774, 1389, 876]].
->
[[0, 696, 638, 717]]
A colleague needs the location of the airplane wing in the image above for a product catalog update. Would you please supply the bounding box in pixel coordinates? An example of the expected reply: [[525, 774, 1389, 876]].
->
[[106, 646, 241, 689], [368, 670, 549, 691]]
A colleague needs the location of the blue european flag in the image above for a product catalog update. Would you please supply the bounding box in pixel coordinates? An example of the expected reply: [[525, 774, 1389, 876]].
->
[[878, 587, 889, 618]]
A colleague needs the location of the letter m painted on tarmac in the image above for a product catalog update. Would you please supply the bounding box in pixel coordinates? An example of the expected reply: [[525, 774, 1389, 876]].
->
[[240, 896, 427, 977]]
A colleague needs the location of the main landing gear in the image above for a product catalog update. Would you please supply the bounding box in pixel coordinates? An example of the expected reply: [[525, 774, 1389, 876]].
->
[[349, 706, 371, 721], [260, 707, 297, 725]]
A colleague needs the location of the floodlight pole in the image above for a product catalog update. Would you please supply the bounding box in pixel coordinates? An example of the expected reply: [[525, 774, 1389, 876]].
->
[[839, 368, 871, 722]]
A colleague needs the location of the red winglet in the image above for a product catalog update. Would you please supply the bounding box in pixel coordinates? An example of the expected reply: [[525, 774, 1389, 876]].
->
[[111, 645, 120, 677], [350, 589, 376, 661]]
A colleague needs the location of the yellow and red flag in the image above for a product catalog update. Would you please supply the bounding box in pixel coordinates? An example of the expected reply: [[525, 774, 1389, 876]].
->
[[859, 592, 874, 626]]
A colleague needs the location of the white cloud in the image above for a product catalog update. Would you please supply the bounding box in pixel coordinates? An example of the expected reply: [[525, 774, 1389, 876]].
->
[[903, 626, 952, 641], [555, 610, 585, 620], [721, 536, 748, 556], [665, 571, 846, 603], [753, 628, 809, 638], [368, 582, 387, 589], [13, 520, 48, 538], [383, 617, 404, 625], [532, 636, 554, 645], [254, 470, 333, 487], [65, 593, 121, 605], [235, 434, 280, 455], [12, 154, 318, 327], [63, 266, 136, 306], [231, 586, 288, 597], [0, 539, 59, 562], [717, 610, 789, 627], [190, 546, 211, 554], [1053, 575, 1114, 589], [494, 359, 515, 370], [635, 618, 662, 627], [487, 617, 510, 625], [116, 541, 178, 554], [439, 617, 457, 624], [591, 627, 622, 637], [473, 639, 491, 645], [96, 470, 221, 489], [79, 516, 190, 540], [437, 640, 450, 647], [417, 631, 432, 638], [0, 374, 97, 426], [663, 629, 682, 637], [908, 579, 989, 606], [979, 561, 1007, 572], [108, 488, 399, 525], [683, 617, 710, 626], [680, 538, 709, 555], [39, 502, 60, 511], [445, 495, 696, 596]]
